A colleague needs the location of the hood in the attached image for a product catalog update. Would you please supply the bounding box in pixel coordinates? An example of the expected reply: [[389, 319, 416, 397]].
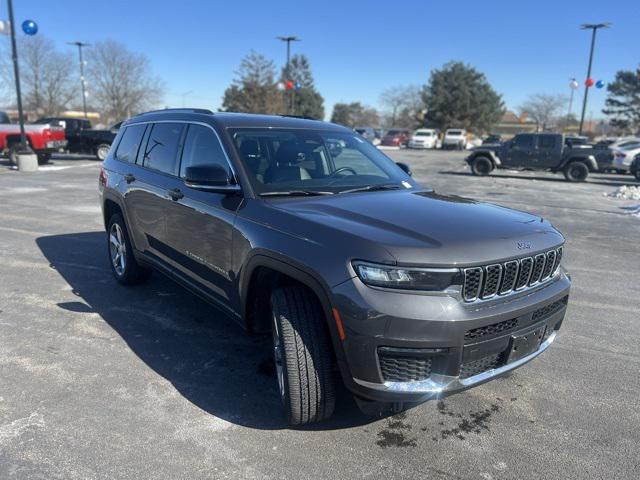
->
[[267, 190, 563, 267]]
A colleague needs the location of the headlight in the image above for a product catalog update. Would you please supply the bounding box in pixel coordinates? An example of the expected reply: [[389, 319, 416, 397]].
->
[[353, 261, 461, 291]]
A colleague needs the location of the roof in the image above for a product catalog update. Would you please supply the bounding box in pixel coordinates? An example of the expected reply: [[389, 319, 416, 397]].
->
[[127, 109, 347, 132]]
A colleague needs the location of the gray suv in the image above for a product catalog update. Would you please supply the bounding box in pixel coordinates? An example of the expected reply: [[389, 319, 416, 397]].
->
[[99, 109, 571, 425]]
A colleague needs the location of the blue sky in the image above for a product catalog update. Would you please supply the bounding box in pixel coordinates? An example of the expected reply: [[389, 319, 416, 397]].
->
[[5, 0, 639, 120]]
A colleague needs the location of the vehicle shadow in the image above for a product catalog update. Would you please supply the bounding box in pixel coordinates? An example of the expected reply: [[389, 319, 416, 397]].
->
[[36, 231, 372, 431], [439, 170, 638, 187]]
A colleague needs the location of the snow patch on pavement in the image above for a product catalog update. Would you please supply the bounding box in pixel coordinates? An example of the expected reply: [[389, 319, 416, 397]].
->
[[604, 185, 640, 200]]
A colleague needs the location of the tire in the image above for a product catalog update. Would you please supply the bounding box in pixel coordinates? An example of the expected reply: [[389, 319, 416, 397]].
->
[[471, 156, 493, 176], [37, 154, 51, 165], [563, 161, 589, 182], [107, 213, 151, 285], [634, 171, 640, 181], [8, 146, 18, 165], [270, 285, 335, 425], [95, 143, 111, 161]]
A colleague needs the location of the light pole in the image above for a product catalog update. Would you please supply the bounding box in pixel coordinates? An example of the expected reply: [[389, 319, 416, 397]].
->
[[578, 23, 609, 136], [68, 41, 90, 118], [6, 0, 29, 152], [276, 35, 300, 114]]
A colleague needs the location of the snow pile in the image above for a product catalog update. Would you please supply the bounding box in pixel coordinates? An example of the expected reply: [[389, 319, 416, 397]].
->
[[623, 204, 640, 217], [604, 185, 640, 201]]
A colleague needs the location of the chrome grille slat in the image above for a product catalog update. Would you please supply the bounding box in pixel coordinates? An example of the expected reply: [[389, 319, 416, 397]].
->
[[462, 247, 564, 303], [482, 264, 502, 298]]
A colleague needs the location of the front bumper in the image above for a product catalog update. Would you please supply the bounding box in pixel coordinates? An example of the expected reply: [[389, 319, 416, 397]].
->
[[331, 271, 571, 403]]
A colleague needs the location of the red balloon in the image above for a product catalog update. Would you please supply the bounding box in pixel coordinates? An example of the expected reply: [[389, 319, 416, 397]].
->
[[585, 78, 595, 87], [286, 80, 294, 90]]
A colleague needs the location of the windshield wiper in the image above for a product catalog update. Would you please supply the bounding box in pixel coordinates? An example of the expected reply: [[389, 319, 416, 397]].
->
[[259, 190, 334, 197], [339, 184, 403, 194]]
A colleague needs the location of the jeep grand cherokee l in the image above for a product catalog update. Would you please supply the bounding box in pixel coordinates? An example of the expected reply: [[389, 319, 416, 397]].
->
[[99, 109, 571, 425]]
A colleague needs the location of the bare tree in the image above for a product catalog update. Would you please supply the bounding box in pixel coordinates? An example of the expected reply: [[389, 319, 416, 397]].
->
[[518, 94, 567, 131], [380, 85, 423, 128], [86, 40, 164, 124], [0, 36, 75, 115]]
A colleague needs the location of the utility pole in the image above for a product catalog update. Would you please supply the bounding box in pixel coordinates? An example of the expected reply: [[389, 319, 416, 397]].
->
[[578, 23, 609, 136], [7, 0, 30, 152], [68, 41, 90, 118], [277, 36, 300, 114]]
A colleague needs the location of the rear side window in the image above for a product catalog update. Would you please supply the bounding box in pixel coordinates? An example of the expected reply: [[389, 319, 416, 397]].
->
[[143, 123, 185, 175], [538, 135, 556, 149], [179, 124, 231, 178], [115, 124, 146, 163]]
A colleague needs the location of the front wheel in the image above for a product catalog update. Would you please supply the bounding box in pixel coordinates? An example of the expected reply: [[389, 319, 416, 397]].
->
[[471, 156, 493, 176], [270, 286, 335, 425], [563, 161, 589, 182], [95, 144, 111, 161]]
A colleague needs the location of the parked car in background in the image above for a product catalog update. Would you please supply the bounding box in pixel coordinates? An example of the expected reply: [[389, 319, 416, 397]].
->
[[466, 132, 613, 182], [483, 134, 502, 145], [34, 117, 121, 161], [380, 129, 409, 147], [442, 129, 467, 150], [630, 153, 640, 180], [100, 108, 571, 425], [611, 142, 640, 173], [608, 137, 640, 151], [407, 128, 437, 149], [0, 110, 10, 124], [354, 126, 377, 143], [0, 122, 67, 164]]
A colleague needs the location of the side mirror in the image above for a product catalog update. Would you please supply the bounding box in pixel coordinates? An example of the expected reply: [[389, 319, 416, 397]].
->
[[396, 162, 412, 176], [184, 164, 240, 194]]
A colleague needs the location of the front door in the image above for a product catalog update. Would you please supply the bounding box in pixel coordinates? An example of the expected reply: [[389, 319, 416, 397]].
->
[[503, 134, 535, 167], [163, 123, 240, 304]]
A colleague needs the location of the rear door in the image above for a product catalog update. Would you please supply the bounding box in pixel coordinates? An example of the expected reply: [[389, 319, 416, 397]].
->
[[535, 134, 561, 168], [163, 123, 240, 304], [124, 122, 185, 261], [503, 134, 535, 167]]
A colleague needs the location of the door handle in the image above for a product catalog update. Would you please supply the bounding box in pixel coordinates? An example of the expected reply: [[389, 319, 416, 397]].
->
[[168, 188, 184, 201], [124, 173, 136, 184]]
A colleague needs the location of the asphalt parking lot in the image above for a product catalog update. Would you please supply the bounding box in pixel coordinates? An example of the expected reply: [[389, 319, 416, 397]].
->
[[1, 151, 639, 479]]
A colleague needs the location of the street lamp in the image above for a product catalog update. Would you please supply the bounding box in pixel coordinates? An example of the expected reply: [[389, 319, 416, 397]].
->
[[276, 35, 300, 114], [577, 23, 610, 136], [68, 41, 91, 119]]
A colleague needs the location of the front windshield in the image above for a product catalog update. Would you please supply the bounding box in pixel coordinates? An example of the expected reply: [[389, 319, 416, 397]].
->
[[447, 130, 463, 136], [230, 129, 414, 195]]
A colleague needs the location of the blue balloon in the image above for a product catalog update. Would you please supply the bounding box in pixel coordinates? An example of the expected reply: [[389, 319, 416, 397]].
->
[[22, 20, 38, 35], [595, 80, 605, 89], [294, 81, 301, 91]]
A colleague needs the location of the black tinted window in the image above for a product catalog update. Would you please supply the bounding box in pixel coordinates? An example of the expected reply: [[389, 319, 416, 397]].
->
[[143, 123, 184, 175], [179, 124, 230, 178], [115, 124, 146, 163], [514, 135, 534, 148], [538, 135, 556, 149]]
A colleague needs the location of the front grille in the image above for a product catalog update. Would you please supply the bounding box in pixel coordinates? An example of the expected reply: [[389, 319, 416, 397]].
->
[[532, 296, 568, 322], [462, 247, 563, 302], [459, 353, 505, 379], [379, 351, 432, 382], [464, 318, 519, 343]]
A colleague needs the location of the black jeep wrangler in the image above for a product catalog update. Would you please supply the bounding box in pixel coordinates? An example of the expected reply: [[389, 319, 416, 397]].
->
[[466, 133, 613, 182]]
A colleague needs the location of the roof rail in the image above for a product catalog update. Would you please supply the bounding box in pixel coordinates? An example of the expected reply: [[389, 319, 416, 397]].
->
[[134, 108, 214, 116], [280, 114, 318, 121]]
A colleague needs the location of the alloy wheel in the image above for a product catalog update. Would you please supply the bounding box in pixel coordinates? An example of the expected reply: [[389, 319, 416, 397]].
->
[[109, 223, 127, 276]]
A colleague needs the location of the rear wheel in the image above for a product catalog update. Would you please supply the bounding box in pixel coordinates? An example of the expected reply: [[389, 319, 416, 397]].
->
[[37, 154, 51, 165], [471, 156, 493, 176], [270, 285, 335, 425], [563, 161, 589, 182], [107, 213, 151, 285], [634, 170, 640, 181], [95, 144, 111, 161]]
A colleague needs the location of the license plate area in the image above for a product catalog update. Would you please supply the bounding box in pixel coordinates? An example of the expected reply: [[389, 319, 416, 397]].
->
[[508, 325, 545, 363]]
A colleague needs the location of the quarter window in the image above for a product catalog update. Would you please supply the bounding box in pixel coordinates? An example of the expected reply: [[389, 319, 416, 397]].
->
[[179, 124, 231, 178], [114, 124, 147, 163], [143, 123, 184, 175]]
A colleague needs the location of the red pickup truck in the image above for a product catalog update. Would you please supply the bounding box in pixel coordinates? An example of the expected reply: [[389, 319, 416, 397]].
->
[[0, 123, 67, 164]]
